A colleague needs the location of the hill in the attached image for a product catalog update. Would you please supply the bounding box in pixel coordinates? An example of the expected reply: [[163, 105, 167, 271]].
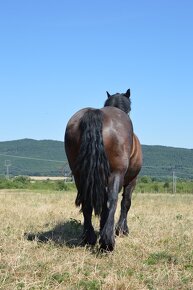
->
[[0, 139, 193, 179], [142, 145, 193, 179], [0, 139, 67, 177]]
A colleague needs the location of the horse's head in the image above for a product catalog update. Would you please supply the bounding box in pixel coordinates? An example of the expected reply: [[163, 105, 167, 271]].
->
[[104, 89, 131, 114]]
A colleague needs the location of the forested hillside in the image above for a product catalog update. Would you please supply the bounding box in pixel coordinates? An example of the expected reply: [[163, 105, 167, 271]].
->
[[0, 139, 67, 177], [141, 145, 193, 179], [0, 139, 192, 179]]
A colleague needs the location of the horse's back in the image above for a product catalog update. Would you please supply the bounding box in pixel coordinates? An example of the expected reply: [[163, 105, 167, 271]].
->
[[101, 107, 133, 173], [65, 106, 132, 143]]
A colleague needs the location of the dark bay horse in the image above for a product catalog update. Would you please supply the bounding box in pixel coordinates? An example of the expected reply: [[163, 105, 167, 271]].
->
[[64, 89, 142, 251]]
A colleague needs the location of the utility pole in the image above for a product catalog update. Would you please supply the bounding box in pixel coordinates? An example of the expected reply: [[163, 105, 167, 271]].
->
[[5, 160, 11, 179], [172, 171, 176, 194]]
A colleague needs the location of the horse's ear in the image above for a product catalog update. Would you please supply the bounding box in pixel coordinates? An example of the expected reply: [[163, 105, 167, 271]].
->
[[106, 91, 111, 98], [125, 89, 130, 98]]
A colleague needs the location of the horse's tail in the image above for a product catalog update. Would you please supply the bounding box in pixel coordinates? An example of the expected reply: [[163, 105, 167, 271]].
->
[[75, 109, 110, 216]]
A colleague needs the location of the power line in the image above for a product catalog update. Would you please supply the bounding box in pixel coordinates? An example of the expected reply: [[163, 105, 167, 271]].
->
[[142, 165, 193, 170], [175, 171, 193, 177], [0, 153, 66, 164], [0, 153, 192, 179], [0, 153, 193, 171], [142, 165, 173, 168]]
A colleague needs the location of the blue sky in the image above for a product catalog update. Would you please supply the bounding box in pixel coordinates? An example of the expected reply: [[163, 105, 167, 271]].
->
[[0, 0, 192, 148]]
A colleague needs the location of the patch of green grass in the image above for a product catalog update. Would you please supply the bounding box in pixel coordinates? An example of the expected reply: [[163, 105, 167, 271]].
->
[[144, 278, 154, 290], [176, 213, 183, 220], [184, 264, 193, 270], [145, 251, 177, 265], [51, 272, 70, 283], [117, 268, 134, 278], [16, 282, 25, 289], [78, 279, 101, 290]]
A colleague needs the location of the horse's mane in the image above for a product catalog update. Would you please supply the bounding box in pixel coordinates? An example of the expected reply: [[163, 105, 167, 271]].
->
[[104, 90, 131, 114]]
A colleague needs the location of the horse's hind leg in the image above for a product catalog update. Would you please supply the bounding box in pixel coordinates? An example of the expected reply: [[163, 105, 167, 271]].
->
[[115, 178, 136, 236], [82, 205, 97, 246], [99, 174, 121, 251]]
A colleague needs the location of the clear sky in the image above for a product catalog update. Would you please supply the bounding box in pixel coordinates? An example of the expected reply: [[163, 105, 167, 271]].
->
[[0, 0, 192, 148]]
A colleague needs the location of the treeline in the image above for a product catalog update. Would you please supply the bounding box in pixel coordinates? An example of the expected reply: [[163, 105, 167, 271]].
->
[[135, 176, 193, 193], [0, 176, 75, 191], [0, 176, 193, 193]]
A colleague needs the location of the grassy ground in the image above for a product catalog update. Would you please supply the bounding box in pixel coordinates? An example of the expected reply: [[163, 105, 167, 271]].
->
[[0, 190, 193, 290]]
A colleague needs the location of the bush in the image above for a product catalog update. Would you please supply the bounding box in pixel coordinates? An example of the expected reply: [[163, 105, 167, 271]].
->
[[14, 176, 30, 184], [0, 177, 10, 189], [55, 181, 76, 191], [12, 176, 31, 188], [140, 176, 152, 183]]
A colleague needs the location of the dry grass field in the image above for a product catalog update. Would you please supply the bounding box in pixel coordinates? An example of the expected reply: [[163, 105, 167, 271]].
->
[[0, 190, 193, 290]]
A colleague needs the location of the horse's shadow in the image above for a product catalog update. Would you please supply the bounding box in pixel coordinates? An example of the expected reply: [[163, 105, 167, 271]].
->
[[25, 218, 89, 247]]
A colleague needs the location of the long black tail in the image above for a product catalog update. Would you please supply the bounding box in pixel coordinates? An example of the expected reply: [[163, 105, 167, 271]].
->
[[75, 109, 110, 216]]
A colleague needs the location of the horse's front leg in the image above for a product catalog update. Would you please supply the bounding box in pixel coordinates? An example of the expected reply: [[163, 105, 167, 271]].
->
[[115, 178, 136, 236], [99, 175, 120, 251], [82, 204, 97, 246]]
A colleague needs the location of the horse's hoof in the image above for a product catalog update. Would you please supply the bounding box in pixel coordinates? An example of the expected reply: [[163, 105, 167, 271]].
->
[[99, 237, 115, 252], [82, 232, 97, 246], [115, 224, 129, 236], [99, 243, 114, 252]]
